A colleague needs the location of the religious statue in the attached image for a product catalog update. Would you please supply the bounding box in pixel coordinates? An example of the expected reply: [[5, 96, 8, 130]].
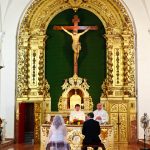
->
[[53, 15, 98, 75], [82, 78, 90, 90], [61, 26, 90, 65], [61, 79, 69, 90]]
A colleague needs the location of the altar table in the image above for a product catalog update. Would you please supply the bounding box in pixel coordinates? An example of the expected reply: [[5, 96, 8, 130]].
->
[[40, 124, 114, 150]]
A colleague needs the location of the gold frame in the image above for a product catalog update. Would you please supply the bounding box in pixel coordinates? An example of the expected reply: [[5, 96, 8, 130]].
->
[[16, 0, 136, 143]]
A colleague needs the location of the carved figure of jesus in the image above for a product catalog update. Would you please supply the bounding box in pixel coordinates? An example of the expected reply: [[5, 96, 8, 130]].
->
[[61, 26, 90, 65]]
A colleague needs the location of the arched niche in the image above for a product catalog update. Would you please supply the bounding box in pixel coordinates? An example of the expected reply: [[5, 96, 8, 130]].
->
[[45, 8, 106, 111]]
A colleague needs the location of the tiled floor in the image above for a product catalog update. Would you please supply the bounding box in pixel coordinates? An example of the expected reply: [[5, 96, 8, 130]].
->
[[0, 143, 146, 150]]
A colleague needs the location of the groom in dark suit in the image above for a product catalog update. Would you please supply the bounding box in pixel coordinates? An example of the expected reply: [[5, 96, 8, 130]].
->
[[82, 112, 106, 150]]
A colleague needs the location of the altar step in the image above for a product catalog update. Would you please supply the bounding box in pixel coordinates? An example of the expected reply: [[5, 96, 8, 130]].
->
[[138, 139, 150, 149], [0, 139, 14, 149], [24, 132, 34, 144]]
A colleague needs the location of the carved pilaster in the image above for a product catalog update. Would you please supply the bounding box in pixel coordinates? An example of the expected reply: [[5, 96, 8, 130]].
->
[[105, 33, 113, 87], [28, 28, 47, 99], [17, 26, 30, 98], [101, 26, 136, 143], [101, 28, 113, 98], [34, 103, 42, 143], [128, 98, 137, 143], [42, 80, 51, 122], [103, 27, 124, 98], [122, 24, 136, 97]]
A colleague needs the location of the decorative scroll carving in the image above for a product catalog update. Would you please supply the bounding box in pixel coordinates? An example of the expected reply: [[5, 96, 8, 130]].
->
[[67, 130, 84, 149], [64, 0, 88, 11], [122, 23, 135, 97], [62, 76, 90, 91]]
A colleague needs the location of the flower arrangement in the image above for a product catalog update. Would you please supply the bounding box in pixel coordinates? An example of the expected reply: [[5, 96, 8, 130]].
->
[[72, 119, 84, 125], [65, 118, 84, 125]]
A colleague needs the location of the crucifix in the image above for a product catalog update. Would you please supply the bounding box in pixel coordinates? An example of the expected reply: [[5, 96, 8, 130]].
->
[[53, 15, 98, 75]]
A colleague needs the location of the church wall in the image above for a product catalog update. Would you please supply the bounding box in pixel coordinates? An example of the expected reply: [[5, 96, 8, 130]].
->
[[0, 0, 150, 139], [0, 0, 31, 138], [122, 0, 150, 139]]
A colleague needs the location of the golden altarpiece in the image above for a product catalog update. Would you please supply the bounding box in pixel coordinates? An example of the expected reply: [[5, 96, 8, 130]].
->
[[16, 0, 137, 144], [58, 75, 93, 112]]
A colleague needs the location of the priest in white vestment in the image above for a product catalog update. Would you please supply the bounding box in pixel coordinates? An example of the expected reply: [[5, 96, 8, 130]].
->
[[69, 104, 85, 122], [93, 103, 109, 124]]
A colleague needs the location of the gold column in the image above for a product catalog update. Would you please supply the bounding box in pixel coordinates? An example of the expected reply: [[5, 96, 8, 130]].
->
[[104, 27, 124, 97], [28, 28, 51, 143], [101, 27, 136, 143], [122, 24, 136, 97], [17, 25, 30, 99], [122, 24, 137, 143], [28, 28, 45, 98]]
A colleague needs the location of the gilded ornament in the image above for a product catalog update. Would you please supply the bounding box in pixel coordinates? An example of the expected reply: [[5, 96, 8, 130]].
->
[[58, 76, 93, 111], [17, 0, 136, 143]]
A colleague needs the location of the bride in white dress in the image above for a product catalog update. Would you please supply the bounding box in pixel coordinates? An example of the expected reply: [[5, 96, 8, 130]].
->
[[46, 115, 70, 150]]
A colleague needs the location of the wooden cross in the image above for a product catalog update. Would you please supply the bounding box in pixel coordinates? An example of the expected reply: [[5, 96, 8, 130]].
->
[[53, 15, 98, 75]]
